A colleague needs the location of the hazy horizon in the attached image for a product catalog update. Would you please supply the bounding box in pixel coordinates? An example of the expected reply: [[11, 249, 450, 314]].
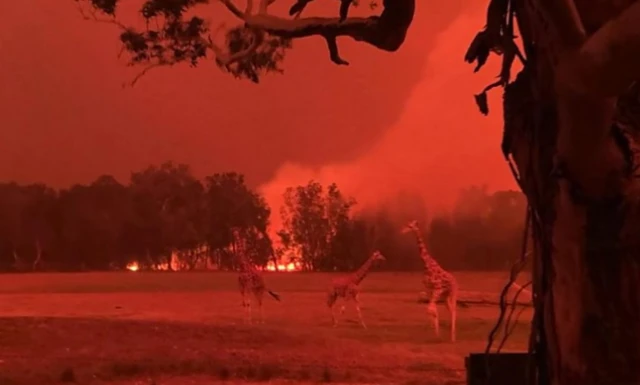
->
[[0, 0, 517, 226]]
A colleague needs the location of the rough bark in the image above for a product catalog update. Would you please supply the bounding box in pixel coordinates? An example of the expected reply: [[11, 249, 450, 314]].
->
[[489, 1, 640, 384]]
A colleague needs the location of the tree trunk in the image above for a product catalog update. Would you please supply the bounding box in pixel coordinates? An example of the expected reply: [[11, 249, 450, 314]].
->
[[12, 248, 25, 272], [545, 86, 640, 385], [33, 239, 42, 271], [502, 2, 640, 384], [525, 87, 640, 385]]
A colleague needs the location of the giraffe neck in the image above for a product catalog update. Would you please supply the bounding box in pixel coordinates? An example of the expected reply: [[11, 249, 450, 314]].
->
[[235, 245, 256, 272], [411, 228, 432, 264], [233, 231, 255, 273], [237, 254, 254, 272], [351, 255, 377, 285]]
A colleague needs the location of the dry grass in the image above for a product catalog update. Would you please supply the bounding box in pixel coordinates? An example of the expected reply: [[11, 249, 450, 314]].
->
[[0, 271, 532, 385]]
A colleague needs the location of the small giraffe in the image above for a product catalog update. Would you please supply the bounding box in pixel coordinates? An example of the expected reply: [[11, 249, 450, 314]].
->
[[327, 250, 386, 329], [232, 228, 281, 324], [402, 220, 458, 342]]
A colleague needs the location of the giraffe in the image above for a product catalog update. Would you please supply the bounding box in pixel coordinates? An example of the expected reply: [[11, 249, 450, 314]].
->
[[232, 228, 281, 324], [402, 219, 458, 342], [327, 250, 386, 329]]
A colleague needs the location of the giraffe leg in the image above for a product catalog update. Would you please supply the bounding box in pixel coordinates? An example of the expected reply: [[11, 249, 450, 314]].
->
[[446, 293, 457, 342], [247, 298, 253, 324], [245, 288, 253, 325], [331, 304, 339, 327], [426, 289, 443, 337], [239, 278, 252, 325], [243, 298, 251, 324], [353, 293, 367, 329], [328, 290, 339, 327], [428, 301, 439, 336]]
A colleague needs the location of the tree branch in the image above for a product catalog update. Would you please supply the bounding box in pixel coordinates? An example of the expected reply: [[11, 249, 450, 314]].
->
[[212, 0, 413, 67], [219, 0, 246, 19], [125, 63, 171, 88], [76, 0, 414, 84], [209, 28, 264, 66], [230, 0, 415, 52], [75, 2, 126, 29], [537, 0, 587, 48], [569, 1, 640, 97], [554, 1, 640, 196], [258, 0, 271, 14]]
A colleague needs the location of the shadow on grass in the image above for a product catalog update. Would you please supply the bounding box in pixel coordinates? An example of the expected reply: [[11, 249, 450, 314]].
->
[[0, 314, 527, 384], [334, 318, 530, 346], [0, 317, 409, 384], [105, 358, 337, 383]]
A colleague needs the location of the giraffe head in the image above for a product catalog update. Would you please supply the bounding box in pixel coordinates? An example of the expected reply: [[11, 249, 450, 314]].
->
[[401, 219, 419, 234], [371, 250, 386, 262]]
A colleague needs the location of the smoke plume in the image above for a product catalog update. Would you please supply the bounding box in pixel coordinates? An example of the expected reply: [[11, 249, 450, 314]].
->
[[258, 7, 518, 237]]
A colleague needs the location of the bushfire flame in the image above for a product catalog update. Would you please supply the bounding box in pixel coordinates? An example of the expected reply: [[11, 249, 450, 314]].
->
[[265, 261, 301, 272], [126, 262, 139, 272], [124, 259, 301, 272]]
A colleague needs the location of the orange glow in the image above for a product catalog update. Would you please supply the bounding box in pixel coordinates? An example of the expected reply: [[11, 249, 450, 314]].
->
[[1, 1, 517, 225], [124, 258, 302, 272], [126, 262, 139, 272], [265, 261, 301, 272]]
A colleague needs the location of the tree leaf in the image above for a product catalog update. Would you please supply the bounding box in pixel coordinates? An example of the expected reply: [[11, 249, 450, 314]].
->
[[474, 92, 489, 115]]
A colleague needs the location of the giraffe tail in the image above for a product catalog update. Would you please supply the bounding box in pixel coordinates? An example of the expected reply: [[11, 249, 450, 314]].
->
[[268, 290, 281, 301]]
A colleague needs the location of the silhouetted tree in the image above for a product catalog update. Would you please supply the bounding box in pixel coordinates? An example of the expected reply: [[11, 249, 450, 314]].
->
[[350, 207, 420, 271], [0, 168, 531, 272], [279, 181, 356, 271], [127, 162, 205, 269], [54, 176, 131, 270], [0, 183, 29, 270], [18, 184, 58, 271], [203, 172, 272, 269], [428, 187, 526, 270], [279, 181, 327, 271], [0, 166, 276, 271], [327, 216, 380, 271], [0, 183, 58, 271]]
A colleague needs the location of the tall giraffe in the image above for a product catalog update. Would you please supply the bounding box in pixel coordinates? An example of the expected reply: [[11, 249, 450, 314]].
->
[[232, 228, 281, 324], [327, 250, 386, 329], [402, 219, 458, 342]]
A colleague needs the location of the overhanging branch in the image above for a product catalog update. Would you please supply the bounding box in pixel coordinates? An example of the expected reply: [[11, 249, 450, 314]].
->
[[238, 0, 415, 57], [214, 0, 414, 65], [76, 0, 415, 83]]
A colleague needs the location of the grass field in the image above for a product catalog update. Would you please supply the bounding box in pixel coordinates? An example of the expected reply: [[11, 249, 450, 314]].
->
[[0, 271, 532, 385]]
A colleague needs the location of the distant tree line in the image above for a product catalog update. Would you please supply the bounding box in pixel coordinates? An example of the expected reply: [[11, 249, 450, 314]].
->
[[0, 161, 527, 272]]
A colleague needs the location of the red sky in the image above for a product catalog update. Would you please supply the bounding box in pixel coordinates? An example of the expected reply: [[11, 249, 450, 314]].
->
[[0, 0, 516, 218]]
